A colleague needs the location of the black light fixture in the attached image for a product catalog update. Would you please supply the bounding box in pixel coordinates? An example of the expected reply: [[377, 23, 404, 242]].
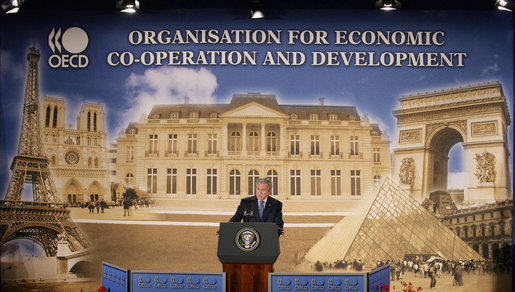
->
[[2, 0, 21, 14], [496, 0, 514, 11], [117, 0, 140, 13], [250, 0, 264, 19], [375, 0, 401, 11]]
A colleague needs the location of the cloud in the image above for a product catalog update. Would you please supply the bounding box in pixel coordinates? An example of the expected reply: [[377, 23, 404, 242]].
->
[[481, 63, 500, 75], [0, 50, 25, 82], [117, 67, 218, 132], [360, 112, 392, 137], [447, 171, 466, 189]]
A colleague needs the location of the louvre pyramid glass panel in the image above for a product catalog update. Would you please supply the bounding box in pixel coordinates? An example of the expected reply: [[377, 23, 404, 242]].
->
[[304, 178, 481, 265]]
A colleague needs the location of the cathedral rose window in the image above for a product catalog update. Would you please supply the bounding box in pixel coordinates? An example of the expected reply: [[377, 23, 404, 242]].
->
[[65, 151, 80, 165]]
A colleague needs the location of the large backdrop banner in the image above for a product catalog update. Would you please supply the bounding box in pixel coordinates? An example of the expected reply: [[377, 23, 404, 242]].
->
[[0, 7, 513, 292]]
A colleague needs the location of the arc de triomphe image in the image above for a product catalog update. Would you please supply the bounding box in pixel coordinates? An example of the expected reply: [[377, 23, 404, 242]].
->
[[393, 82, 511, 203]]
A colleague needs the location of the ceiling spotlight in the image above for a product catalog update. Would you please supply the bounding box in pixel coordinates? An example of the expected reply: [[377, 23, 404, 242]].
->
[[2, 0, 21, 14], [117, 0, 140, 13], [250, 0, 264, 19], [375, 0, 401, 11], [496, 0, 514, 11]]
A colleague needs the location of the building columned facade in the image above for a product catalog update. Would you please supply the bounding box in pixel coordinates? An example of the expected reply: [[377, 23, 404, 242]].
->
[[114, 94, 391, 200], [443, 200, 513, 260], [41, 97, 109, 203]]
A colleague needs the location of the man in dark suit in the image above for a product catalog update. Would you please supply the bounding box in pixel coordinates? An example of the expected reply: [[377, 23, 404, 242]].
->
[[230, 177, 284, 233]]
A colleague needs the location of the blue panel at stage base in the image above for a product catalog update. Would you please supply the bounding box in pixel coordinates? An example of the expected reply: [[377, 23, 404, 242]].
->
[[102, 262, 130, 292], [269, 273, 368, 292], [368, 265, 390, 292], [130, 271, 225, 292]]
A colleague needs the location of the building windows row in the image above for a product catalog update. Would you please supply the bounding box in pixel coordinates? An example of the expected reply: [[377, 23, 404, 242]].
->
[[290, 135, 300, 155], [86, 111, 98, 132], [290, 170, 301, 196], [45, 105, 104, 133], [330, 136, 339, 156], [208, 134, 217, 154], [248, 169, 259, 196], [126, 173, 134, 187], [67, 194, 77, 203], [373, 148, 381, 164], [48, 154, 100, 167], [451, 221, 511, 239], [350, 170, 361, 196], [88, 157, 100, 168], [207, 169, 217, 195], [188, 134, 198, 154], [167, 168, 177, 194], [139, 134, 380, 162], [147, 134, 212, 155], [229, 131, 279, 153], [45, 106, 58, 128], [311, 169, 321, 196], [230, 169, 279, 196], [129, 168, 365, 197], [310, 136, 320, 156], [147, 168, 157, 193], [164, 168, 209, 195], [149, 134, 158, 154], [249, 132, 259, 153], [331, 170, 342, 196], [472, 242, 512, 260], [126, 146, 134, 162], [87, 137, 99, 146], [186, 168, 197, 195], [448, 210, 511, 225]]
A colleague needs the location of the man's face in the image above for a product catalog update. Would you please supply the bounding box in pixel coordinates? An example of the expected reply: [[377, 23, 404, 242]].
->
[[255, 182, 271, 200]]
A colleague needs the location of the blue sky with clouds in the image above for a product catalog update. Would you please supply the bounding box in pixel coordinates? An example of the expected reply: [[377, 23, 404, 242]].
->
[[0, 9, 513, 193]]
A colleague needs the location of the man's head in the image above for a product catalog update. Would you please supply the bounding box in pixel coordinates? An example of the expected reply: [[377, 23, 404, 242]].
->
[[255, 177, 272, 200]]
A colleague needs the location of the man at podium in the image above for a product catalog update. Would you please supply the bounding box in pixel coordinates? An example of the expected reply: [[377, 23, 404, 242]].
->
[[229, 177, 284, 232]]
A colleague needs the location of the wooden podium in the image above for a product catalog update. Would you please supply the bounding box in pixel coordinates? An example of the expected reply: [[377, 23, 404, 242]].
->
[[217, 222, 280, 292]]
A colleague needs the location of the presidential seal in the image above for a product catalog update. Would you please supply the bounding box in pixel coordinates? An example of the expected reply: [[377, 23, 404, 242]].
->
[[235, 227, 260, 252]]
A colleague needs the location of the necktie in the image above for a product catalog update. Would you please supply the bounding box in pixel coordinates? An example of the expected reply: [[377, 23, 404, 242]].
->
[[259, 200, 265, 220]]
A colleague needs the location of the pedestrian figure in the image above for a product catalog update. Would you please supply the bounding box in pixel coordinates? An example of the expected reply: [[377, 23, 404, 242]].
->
[[454, 264, 463, 286], [88, 201, 95, 213], [391, 264, 396, 280], [100, 199, 107, 213], [428, 263, 437, 289], [123, 199, 131, 216]]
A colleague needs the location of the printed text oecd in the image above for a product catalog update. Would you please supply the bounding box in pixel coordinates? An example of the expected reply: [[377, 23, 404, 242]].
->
[[126, 29, 446, 46], [106, 50, 466, 67]]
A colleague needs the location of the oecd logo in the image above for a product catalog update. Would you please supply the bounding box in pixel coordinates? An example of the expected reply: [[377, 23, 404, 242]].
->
[[48, 27, 89, 68]]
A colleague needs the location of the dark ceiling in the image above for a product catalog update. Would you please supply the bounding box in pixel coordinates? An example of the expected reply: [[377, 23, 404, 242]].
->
[[11, 0, 504, 12]]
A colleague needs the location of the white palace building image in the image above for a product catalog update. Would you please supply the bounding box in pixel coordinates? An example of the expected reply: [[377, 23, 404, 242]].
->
[[113, 94, 391, 200]]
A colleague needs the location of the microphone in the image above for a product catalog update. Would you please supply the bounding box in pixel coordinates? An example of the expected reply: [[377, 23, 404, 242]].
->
[[243, 209, 254, 222]]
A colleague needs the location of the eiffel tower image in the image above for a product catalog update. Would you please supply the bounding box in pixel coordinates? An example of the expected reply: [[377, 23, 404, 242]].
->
[[0, 45, 88, 256]]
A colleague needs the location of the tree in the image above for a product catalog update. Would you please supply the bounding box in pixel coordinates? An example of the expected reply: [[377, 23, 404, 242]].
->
[[122, 188, 138, 201]]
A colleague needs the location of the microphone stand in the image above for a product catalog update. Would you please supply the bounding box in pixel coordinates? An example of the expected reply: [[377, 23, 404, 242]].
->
[[243, 209, 253, 223]]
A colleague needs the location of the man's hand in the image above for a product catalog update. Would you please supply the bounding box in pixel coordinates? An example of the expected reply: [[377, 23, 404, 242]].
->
[[278, 228, 284, 236]]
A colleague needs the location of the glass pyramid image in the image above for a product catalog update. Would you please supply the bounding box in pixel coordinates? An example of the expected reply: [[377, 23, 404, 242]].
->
[[304, 178, 481, 265]]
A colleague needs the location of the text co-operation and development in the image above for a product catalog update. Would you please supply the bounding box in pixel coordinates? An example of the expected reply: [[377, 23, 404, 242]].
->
[[106, 29, 467, 67]]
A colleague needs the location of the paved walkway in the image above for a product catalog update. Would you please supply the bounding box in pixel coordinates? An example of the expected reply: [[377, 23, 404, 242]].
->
[[70, 198, 355, 226], [389, 271, 511, 292], [67, 200, 511, 292]]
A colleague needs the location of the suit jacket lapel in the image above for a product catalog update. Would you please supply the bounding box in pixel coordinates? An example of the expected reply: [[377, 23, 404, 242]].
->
[[261, 197, 273, 222], [251, 197, 260, 222]]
